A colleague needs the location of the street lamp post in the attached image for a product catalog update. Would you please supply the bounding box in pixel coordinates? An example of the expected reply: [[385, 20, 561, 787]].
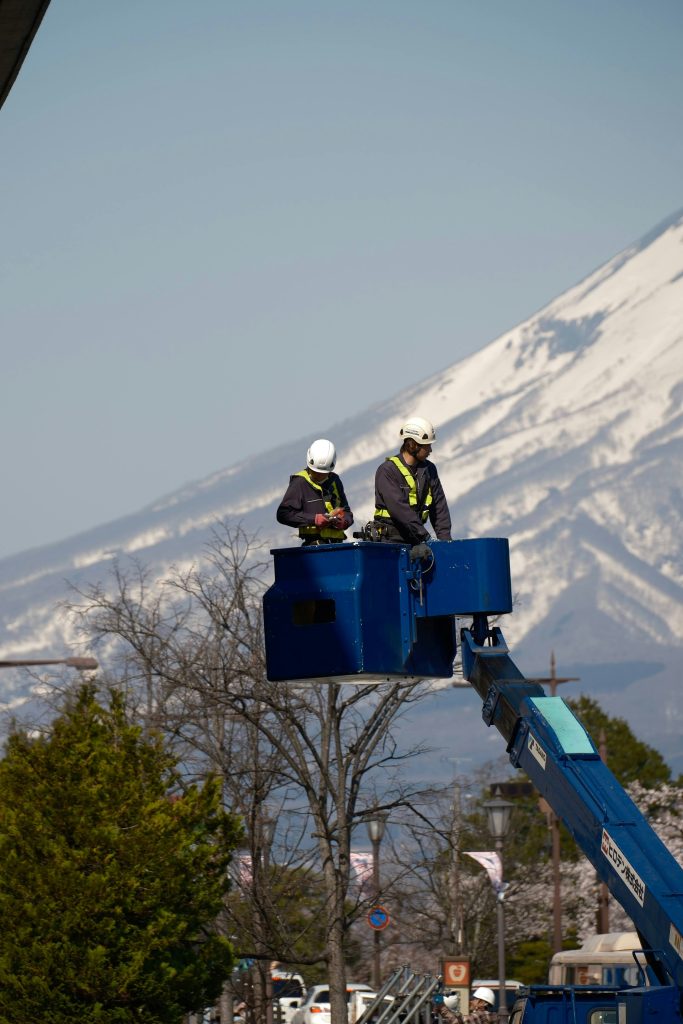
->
[[449, 779, 464, 954], [483, 797, 514, 1023], [366, 812, 388, 991], [260, 813, 276, 1024]]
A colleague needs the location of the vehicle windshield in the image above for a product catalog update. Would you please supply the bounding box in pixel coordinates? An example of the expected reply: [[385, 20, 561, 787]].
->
[[273, 980, 304, 998]]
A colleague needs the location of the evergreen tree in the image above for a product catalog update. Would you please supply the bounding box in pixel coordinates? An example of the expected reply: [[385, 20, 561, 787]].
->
[[567, 695, 671, 788], [0, 685, 242, 1024]]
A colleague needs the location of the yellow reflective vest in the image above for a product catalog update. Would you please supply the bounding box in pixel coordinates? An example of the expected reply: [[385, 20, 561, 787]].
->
[[374, 456, 433, 524], [296, 470, 347, 540]]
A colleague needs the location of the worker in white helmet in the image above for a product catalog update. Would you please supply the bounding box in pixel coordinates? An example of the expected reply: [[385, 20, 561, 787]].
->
[[277, 439, 354, 546], [438, 986, 497, 1022], [373, 415, 451, 550]]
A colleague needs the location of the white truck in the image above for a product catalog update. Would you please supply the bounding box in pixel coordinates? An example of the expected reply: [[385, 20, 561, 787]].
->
[[271, 968, 307, 1024], [548, 932, 645, 988]]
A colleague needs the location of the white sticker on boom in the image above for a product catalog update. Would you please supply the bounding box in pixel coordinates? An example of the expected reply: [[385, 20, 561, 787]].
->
[[671, 924, 683, 961], [528, 733, 547, 769], [601, 829, 645, 906]]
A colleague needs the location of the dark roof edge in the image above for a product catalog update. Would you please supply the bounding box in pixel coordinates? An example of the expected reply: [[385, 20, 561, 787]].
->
[[0, 0, 52, 111]]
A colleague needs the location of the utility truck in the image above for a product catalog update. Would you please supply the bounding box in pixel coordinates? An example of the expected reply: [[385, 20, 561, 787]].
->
[[263, 538, 683, 1022], [271, 967, 307, 1023], [548, 932, 649, 987]]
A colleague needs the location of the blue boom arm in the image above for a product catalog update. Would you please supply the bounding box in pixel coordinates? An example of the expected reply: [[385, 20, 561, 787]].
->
[[262, 530, 683, 1007], [460, 625, 683, 990]]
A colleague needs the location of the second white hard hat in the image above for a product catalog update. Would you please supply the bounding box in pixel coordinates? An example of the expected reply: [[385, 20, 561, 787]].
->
[[400, 416, 436, 446], [307, 438, 337, 474], [472, 987, 496, 1006]]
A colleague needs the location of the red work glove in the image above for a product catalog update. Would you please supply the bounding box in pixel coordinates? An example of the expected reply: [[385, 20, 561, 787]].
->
[[327, 508, 349, 530], [314, 513, 329, 527]]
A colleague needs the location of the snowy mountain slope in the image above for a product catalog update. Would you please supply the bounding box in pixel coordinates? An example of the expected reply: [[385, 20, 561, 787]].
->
[[1, 208, 682, 769]]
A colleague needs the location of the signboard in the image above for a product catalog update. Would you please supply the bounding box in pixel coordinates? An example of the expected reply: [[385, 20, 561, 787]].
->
[[367, 905, 390, 930], [442, 959, 470, 1015], [442, 958, 470, 988]]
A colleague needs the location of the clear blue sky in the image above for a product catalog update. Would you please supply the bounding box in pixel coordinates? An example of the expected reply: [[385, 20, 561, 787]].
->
[[1, 0, 682, 560]]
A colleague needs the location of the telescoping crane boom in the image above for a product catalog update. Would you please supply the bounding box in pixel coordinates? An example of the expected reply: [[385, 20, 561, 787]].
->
[[263, 537, 683, 1022], [460, 622, 683, 1021]]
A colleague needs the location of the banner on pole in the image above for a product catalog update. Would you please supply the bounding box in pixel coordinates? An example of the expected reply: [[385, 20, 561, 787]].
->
[[464, 850, 503, 893]]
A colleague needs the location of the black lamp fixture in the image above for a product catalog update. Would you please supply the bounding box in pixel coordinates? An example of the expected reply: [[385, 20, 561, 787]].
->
[[482, 796, 514, 841]]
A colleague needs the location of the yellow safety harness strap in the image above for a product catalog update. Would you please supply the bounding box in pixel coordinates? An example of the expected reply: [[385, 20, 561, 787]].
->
[[296, 470, 346, 539], [374, 457, 432, 523]]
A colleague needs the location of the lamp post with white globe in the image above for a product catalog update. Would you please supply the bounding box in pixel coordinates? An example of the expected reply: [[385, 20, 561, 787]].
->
[[366, 812, 388, 990], [483, 797, 514, 1022]]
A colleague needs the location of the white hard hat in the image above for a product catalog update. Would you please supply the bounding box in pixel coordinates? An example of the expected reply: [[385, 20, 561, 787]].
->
[[472, 987, 496, 1006], [443, 993, 460, 1011], [307, 438, 336, 474], [400, 416, 436, 446]]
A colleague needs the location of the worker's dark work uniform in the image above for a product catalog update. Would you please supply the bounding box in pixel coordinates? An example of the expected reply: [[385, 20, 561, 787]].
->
[[374, 454, 451, 544], [277, 469, 353, 545], [438, 1007, 496, 1024]]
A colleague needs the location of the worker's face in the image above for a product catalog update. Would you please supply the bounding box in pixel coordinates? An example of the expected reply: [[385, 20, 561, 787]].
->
[[414, 442, 432, 461], [471, 998, 487, 1010]]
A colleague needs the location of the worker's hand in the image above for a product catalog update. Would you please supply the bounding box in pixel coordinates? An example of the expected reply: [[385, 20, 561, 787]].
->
[[332, 515, 350, 530], [409, 542, 431, 562], [314, 513, 330, 527]]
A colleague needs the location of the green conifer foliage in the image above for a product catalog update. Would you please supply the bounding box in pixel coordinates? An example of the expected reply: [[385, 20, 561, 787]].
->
[[567, 695, 671, 789], [0, 685, 242, 1024]]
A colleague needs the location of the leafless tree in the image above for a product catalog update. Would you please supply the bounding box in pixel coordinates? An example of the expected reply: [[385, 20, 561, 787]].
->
[[379, 776, 501, 977], [68, 522, 440, 1023]]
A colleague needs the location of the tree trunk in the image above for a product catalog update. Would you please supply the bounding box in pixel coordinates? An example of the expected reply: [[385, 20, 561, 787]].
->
[[326, 880, 349, 1024]]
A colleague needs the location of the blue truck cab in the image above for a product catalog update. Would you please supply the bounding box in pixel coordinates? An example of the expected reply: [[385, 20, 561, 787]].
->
[[508, 986, 619, 1023], [509, 983, 682, 1023]]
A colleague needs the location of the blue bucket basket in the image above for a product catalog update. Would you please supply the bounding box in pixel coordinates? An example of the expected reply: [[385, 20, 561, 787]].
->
[[263, 538, 512, 683]]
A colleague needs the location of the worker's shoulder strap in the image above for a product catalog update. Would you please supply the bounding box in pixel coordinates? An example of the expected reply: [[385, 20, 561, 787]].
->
[[386, 456, 431, 504], [378, 456, 431, 523], [294, 469, 321, 491], [294, 470, 342, 504], [386, 455, 415, 487]]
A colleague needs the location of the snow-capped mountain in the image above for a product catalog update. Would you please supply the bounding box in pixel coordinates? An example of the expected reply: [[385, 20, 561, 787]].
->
[[2, 209, 682, 773]]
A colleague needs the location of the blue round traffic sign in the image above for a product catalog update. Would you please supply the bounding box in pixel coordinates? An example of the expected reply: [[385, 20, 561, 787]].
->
[[367, 905, 390, 930]]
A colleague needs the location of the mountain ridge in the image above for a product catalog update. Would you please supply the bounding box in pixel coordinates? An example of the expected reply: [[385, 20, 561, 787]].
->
[[2, 208, 682, 771]]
